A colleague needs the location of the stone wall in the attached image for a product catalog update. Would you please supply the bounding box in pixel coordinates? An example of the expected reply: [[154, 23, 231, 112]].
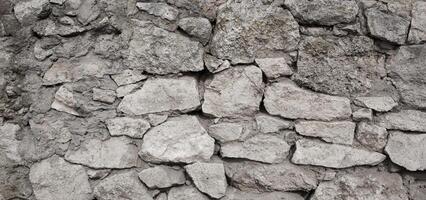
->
[[1, 0, 426, 199]]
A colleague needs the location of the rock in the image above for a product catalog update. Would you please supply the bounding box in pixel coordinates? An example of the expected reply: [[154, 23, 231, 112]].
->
[[255, 113, 293, 133], [51, 85, 81, 116], [65, 136, 138, 169], [138, 165, 185, 188], [204, 54, 230, 73], [202, 66, 263, 118], [136, 2, 179, 21], [224, 160, 318, 192], [77, 0, 100, 25], [352, 108, 373, 121], [0, 166, 32, 200], [408, 1, 426, 44], [106, 117, 151, 138], [185, 162, 227, 198], [168, 185, 209, 200], [223, 188, 304, 200], [92, 88, 116, 104], [264, 79, 351, 121], [377, 110, 426, 132], [32, 19, 86, 36], [210, 0, 300, 64], [111, 69, 147, 86], [127, 23, 203, 74], [94, 171, 153, 200], [295, 121, 355, 145], [409, 181, 426, 200], [292, 139, 386, 168], [354, 96, 398, 112], [365, 8, 410, 44], [385, 131, 426, 171], [139, 115, 215, 163], [50, 0, 65, 5], [118, 76, 200, 115], [116, 83, 140, 97], [311, 168, 409, 200], [155, 193, 167, 200], [208, 122, 243, 143], [33, 37, 60, 61], [255, 57, 293, 79], [167, 0, 225, 21], [178, 17, 212, 45], [148, 114, 168, 126], [0, 123, 22, 166], [284, 0, 358, 25], [29, 155, 93, 200], [220, 134, 290, 164], [86, 169, 111, 180], [14, 0, 50, 25], [356, 122, 388, 152]]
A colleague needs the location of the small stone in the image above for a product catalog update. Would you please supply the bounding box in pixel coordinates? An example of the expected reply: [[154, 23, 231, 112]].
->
[[377, 110, 426, 132], [136, 2, 179, 21], [356, 122, 388, 151], [167, 0, 225, 21], [168, 185, 209, 200], [116, 83, 139, 97], [204, 54, 230, 73], [255, 57, 293, 79], [138, 166, 186, 188], [408, 1, 426, 44], [155, 193, 167, 200], [185, 162, 227, 198], [92, 88, 116, 104], [148, 114, 168, 126], [292, 139, 386, 168], [86, 169, 111, 180], [14, 0, 50, 25], [354, 96, 398, 112], [51, 85, 80, 116], [77, 0, 100, 25], [208, 122, 243, 143], [106, 117, 151, 138], [385, 131, 426, 171], [352, 108, 373, 121], [365, 8, 410, 44], [295, 121, 356, 145], [178, 17, 212, 45], [0, 123, 22, 166], [223, 188, 304, 200], [111, 69, 147, 86], [50, 0, 66, 5], [255, 113, 293, 133]]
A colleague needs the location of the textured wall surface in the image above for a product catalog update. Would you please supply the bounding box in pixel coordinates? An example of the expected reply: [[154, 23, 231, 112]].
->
[[1, 0, 426, 199]]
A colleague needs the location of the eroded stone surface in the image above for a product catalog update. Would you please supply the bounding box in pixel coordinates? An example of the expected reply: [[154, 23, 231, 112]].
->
[[365, 8, 410, 44], [138, 165, 185, 188], [377, 110, 426, 132], [178, 17, 212, 45], [408, 1, 426, 44], [295, 121, 355, 145], [0, 123, 22, 166], [168, 185, 209, 200], [223, 188, 304, 200], [356, 122, 388, 151], [385, 131, 426, 171], [111, 69, 147, 86], [106, 117, 151, 138], [208, 122, 243, 143], [255, 113, 293, 133], [255, 57, 293, 79], [354, 96, 398, 112], [185, 162, 227, 198], [136, 2, 179, 21]]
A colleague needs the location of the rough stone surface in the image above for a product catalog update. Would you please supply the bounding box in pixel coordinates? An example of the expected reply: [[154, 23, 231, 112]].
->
[[0, 123, 22, 166], [105, 117, 151, 138], [178, 17, 212, 45], [354, 96, 398, 112], [408, 1, 426, 44], [208, 122, 243, 143], [92, 88, 116, 104], [295, 121, 356, 145], [223, 188, 304, 200], [14, 0, 50, 25], [138, 165, 185, 188], [255, 57, 293, 79], [168, 185, 210, 200], [356, 122, 388, 151], [385, 131, 426, 171], [352, 108, 373, 121], [185, 162, 227, 198], [136, 2, 179, 21], [377, 110, 426, 132], [365, 8, 410, 44], [255, 113, 293, 133], [111, 69, 147, 86]]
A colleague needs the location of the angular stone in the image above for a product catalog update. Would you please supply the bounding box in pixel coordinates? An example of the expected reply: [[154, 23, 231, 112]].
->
[[29, 155, 93, 200], [255, 57, 293, 79], [178, 17, 212, 45], [295, 121, 355, 145], [354, 96, 398, 112], [408, 1, 426, 44], [111, 69, 147, 86], [409, 181, 426, 200], [86, 169, 110, 180], [106, 117, 151, 139], [167, 0, 225, 20], [352, 108, 373, 121], [223, 188, 304, 200], [168, 185, 209, 200], [356, 122, 388, 151], [385, 131, 426, 171], [14, 0, 49, 25], [224, 160, 318, 192], [136, 2, 179, 21], [92, 88, 116, 104], [377, 110, 426, 132], [264, 79, 351, 121], [118, 76, 200, 115], [211, 0, 300, 64], [0, 166, 32, 200], [202, 66, 263, 118], [365, 8, 410, 44], [116, 83, 139, 97], [292, 139, 386, 168], [51, 85, 81, 116], [65, 137, 138, 169], [0, 123, 21, 166], [148, 114, 168, 126], [284, 0, 358, 25], [94, 171, 153, 200], [204, 54, 230, 73], [255, 113, 293, 133], [77, 0, 100, 25], [208, 122, 243, 143], [139, 115, 215, 163], [138, 166, 185, 188], [32, 19, 86, 37], [127, 24, 203, 74], [185, 162, 227, 198]]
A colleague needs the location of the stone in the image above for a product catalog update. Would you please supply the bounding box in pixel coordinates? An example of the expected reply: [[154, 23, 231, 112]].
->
[[51, 85, 81, 116], [0, 123, 22, 166], [223, 188, 304, 200], [111, 69, 147, 86], [264, 79, 352, 121], [105, 117, 151, 138], [202, 66, 263, 118], [118, 76, 200, 115], [136, 2, 179, 21], [178, 17, 212, 45], [284, 0, 359, 25], [155, 193, 167, 200], [409, 181, 426, 200], [127, 23, 203, 74], [365, 8, 410, 44], [92, 88, 116, 104], [138, 166, 185, 188], [208, 122, 243, 143], [116, 83, 139, 97], [295, 121, 356, 145], [148, 114, 168, 126], [220, 134, 290, 164], [356, 122, 388, 152], [168, 185, 209, 200], [50, 0, 65, 5], [94, 171, 153, 200], [204, 54, 230, 73], [65, 136, 138, 169], [292, 139, 386, 168], [255, 57, 293, 79], [167, 0, 225, 21], [377, 110, 426, 132], [385, 131, 426, 171], [408, 1, 426, 44], [210, 0, 300, 64], [77, 0, 100, 25], [32, 19, 86, 37], [354, 96, 398, 112], [29, 155, 93, 200], [0, 166, 32, 200], [352, 108, 373, 121], [86, 169, 111, 180], [139, 115, 215, 163], [224, 160, 318, 192], [14, 0, 50, 25], [185, 162, 227, 198], [255, 113, 293, 133]]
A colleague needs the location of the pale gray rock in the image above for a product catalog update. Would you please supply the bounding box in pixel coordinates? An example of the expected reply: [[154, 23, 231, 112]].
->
[[111, 69, 147, 86], [14, 0, 49, 25], [94, 171, 153, 200], [0, 166, 32, 200], [136, 2, 179, 21], [224, 160, 318, 192], [292, 139, 386, 168], [210, 0, 300, 64], [116, 83, 139, 97], [295, 121, 356, 145], [167, 0, 226, 20], [50, 0, 65, 5], [65, 137, 138, 169], [377, 110, 426, 132], [409, 181, 426, 200], [354, 96, 397, 112], [408, 1, 426, 44], [204, 54, 230, 73], [255, 113, 293, 133], [255, 57, 293, 79], [0, 123, 22, 166], [51, 85, 81, 116], [29, 155, 93, 200], [352, 108, 373, 121], [178, 17, 212, 45], [208, 123, 243, 143], [155, 193, 167, 200], [356, 122, 388, 151], [223, 188, 304, 200], [139, 115, 215, 163], [385, 131, 426, 171], [168, 185, 209, 200], [185, 162, 227, 198], [86, 169, 111, 180], [365, 8, 410, 44], [106, 117, 151, 138], [77, 0, 100, 25], [118, 76, 200, 115], [284, 0, 359, 25], [138, 166, 185, 188], [264, 79, 352, 121], [148, 114, 168, 126], [202, 66, 263, 118], [32, 19, 86, 36], [92, 88, 116, 104]]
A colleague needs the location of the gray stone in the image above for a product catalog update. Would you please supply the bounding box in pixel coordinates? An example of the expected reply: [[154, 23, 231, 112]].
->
[[94, 171, 153, 200], [106, 117, 151, 138], [0, 123, 22, 166], [139, 115, 215, 163], [264, 79, 352, 121], [155, 193, 167, 200], [77, 0, 100, 25], [223, 188, 304, 200], [116, 83, 139, 97], [208, 123, 243, 143], [365, 8, 410, 44], [167, 0, 225, 20], [111, 69, 147, 86], [356, 122, 388, 151], [185, 162, 227, 198], [377, 110, 426, 132], [255, 113, 293, 133], [92, 88, 116, 104], [210, 0, 300, 64], [29, 155, 93, 200], [255, 57, 293, 79], [292, 139, 386, 168], [51, 85, 81, 116], [354, 96, 398, 112], [408, 1, 426, 44], [178, 17, 212, 45], [32, 19, 86, 36], [385, 131, 426, 171], [409, 181, 426, 200], [295, 121, 356, 145], [86, 169, 111, 180], [136, 2, 179, 21], [65, 137, 138, 169], [0, 166, 32, 200], [352, 108, 373, 121], [14, 0, 49, 25], [204, 54, 230, 73], [148, 114, 168, 126], [118, 76, 200, 115], [202, 65, 263, 118], [138, 166, 185, 188], [168, 185, 209, 200]]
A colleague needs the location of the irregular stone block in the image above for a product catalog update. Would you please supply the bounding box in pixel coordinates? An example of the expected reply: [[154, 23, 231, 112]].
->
[[0, 123, 21, 166], [352, 108, 373, 121], [208, 122, 243, 143], [92, 88, 116, 104], [106, 117, 151, 138], [138, 166, 185, 188], [185, 162, 227, 198], [365, 8, 410, 44], [377, 110, 426, 132], [408, 1, 426, 44], [51, 85, 81, 116], [77, 0, 100, 25], [354, 96, 398, 112], [255, 113, 293, 133], [168, 185, 209, 200], [385, 131, 426, 171], [295, 121, 355, 145], [136, 2, 179, 21], [178, 17, 212, 45], [111, 69, 147, 86], [223, 188, 304, 200], [356, 122, 388, 151], [255, 57, 293, 79], [14, 0, 49, 25], [167, 0, 225, 20]]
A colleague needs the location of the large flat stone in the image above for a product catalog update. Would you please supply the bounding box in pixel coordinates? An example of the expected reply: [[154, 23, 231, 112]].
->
[[0, 123, 22, 166], [408, 1, 426, 44], [377, 110, 426, 132], [295, 121, 355, 145], [385, 131, 426, 171], [185, 162, 227, 198], [354, 96, 398, 112], [138, 165, 186, 188], [365, 8, 410, 44], [105, 117, 151, 138]]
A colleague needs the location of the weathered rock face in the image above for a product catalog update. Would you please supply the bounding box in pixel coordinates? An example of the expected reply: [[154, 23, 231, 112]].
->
[[354, 96, 398, 112], [377, 110, 426, 132], [178, 17, 212, 45], [136, 2, 179, 21], [167, 0, 225, 20], [185, 162, 227, 198], [223, 187, 304, 200], [356, 122, 388, 152], [295, 121, 356, 145], [14, 0, 50, 25], [0, 123, 22, 166], [138, 166, 186, 188], [255, 57, 293, 79], [168, 185, 210, 200], [385, 131, 426, 171], [255, 113, 293, 134], [208, 122, 243, 143], [408, 1, 426, 44], [105, 117, 151, 138], [365, 8, 410, 44]]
